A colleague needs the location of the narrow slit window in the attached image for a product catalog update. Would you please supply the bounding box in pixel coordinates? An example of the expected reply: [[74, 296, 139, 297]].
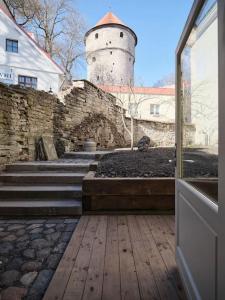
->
[[95, 33, 98, 39], [120, 32, 124, 38]]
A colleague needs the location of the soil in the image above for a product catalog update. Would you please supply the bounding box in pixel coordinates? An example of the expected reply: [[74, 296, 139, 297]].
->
[[95, 147, 218, 178]]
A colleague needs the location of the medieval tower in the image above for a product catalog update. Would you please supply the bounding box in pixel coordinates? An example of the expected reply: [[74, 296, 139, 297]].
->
[[85, 12, 137, 86]]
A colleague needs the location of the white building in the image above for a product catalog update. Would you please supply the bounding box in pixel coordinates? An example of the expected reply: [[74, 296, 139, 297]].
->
[[85, 12, 137, 86], [99, 85, 175, 122], [0, 1, 64, 93]]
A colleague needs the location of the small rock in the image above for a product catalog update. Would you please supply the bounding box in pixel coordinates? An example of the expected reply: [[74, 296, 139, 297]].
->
[[30, 233, 43, 241], [65, 223, 76, 232], [46, 232, 60, 242], [64, 219, 78, 224], [47, 254, 61, 269], [43, 228, 55, 235], [23, 249, 35, 259], [60, 232, 71, 243], [0, 243, 13, 255], [15, 229, 26, 237], [0, 232, 9, 238], [27, 224, 42, 230], [0, 227, 5, 232], [6, 257, 24, 271], [0, 270, 20, 286], [17, 235, 29, 242], [137, 136, 150, 152], [2, 234, 17, 242], [1, 287, 27, 300], [7, 225, 25, 231], [30, 228, 43, 234], [31, 239, 50, 250], [45, 224, 56, 229], [16, 241, 29, 251], [36, 248, 51, 260], [20, 272, 38, 287], [21, 261, 42, 273], [55, 224, 65, 232], [53, 242, 66, 254]]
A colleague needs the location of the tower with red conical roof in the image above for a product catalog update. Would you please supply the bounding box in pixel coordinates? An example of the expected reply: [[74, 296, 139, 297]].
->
[[85, 12, 137, 86]]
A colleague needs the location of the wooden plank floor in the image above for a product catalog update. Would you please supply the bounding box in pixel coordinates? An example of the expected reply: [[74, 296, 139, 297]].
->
[[44, 215, 186, 300]]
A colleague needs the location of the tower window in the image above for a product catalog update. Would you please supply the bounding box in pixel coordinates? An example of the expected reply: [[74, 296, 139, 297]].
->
[[120, 32, 124, 38], [92, 57, 96, 62], [110, 51, 113, 55], [97, 75, 100, 81], [95, 33, 98, 39]]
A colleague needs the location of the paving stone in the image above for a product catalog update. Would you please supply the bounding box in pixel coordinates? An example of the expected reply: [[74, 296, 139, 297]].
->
[[23, 249, 35, 259], [5, 220, 26, 224], [31, 239, 50, 250], [2, 234, 17, 242], [36, 248, 51, 260], [46, 232, 61, 242], [0, 243, 13, 255], [0, 257, 9, 271], [45, 224, 56, 229], [16, 241, 30, 251], [43, 228, 55, 235], [53, 242, 67, 254], [30, 228, 43, 234], [55, 223, 65, 232], [1, 287, 27, 300], [0, 232, 9, 238], [27, 224, 42, 230], [30, 233, 43, 241], [60, 232, 72, 243], [15, 229, 26, 237], [47, 254, 61, 269], [0, 270, 20, 287], [21, 261, 42, 273], [64, 218, 79, 224], [28, 270, 53, 298], [65, 223, 76, 232], [17, 234, 29, 242], [26, 220, 46, 224], [20, 272, 38, 287], [46, 219, 64, 224], [7, 225, 25, 231], [6, 257, 24, 271], [0, 228, 4, 232]]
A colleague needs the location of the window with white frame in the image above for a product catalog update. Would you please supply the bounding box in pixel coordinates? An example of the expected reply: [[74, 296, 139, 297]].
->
[[18, 76, 37, 89], [150, 104, 160, 115], [6, 39, 18, 53]]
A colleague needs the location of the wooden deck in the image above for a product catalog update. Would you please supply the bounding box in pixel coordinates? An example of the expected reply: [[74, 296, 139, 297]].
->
[[44, 215, 186, 300]]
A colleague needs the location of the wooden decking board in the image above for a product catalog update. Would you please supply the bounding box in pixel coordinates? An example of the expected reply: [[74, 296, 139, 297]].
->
[[102, 216, 121, 300], [44, 215, 186, 300], [146, 216, 186, 300]]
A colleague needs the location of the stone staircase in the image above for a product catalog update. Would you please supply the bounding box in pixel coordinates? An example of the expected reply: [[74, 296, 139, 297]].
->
[[0, 158, 94, 216]]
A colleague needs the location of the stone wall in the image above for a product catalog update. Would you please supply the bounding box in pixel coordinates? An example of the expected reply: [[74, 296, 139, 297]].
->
[[0, 80, 192, 169]]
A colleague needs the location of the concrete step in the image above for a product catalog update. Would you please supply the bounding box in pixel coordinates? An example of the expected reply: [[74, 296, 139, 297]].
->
[[0, 199, 82, 216], [5, 162, 91, 173], [63, 151, 111, 160], [0, 172, 86, 185], [0, 185, 82, 199]]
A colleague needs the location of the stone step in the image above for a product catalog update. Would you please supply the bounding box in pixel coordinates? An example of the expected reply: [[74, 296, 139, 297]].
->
[[63, 151, 111, 160], [0, 199, 82, 216], [0, 185, 82, 199], [5, 162, 91, 173], [0, 172, 86, 185]]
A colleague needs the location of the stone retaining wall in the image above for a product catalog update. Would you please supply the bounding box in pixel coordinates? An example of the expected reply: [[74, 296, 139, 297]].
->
[[0, 80, 194, 169]]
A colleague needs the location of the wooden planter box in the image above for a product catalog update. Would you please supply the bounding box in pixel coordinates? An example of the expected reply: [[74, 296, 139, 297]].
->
[[83, 172, 175, 214]]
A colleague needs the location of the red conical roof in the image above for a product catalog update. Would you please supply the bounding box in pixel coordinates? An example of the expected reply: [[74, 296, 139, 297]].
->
[[96, 12, 125, 26]]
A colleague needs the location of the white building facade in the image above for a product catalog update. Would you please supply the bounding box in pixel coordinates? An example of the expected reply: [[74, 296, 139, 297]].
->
[[99, 85, 175, 122], [0, 3, 64, 93], [85, 12, 137, 86]]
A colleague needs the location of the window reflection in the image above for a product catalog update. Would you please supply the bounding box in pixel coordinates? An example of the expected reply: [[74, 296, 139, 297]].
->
[[180, 0, 218, 201]]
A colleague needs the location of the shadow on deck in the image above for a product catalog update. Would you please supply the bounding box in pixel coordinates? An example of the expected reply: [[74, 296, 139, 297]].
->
[[43, 215, 186, 300]]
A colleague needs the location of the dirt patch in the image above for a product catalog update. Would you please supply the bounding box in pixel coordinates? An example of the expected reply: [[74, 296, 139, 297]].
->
[[95, 148, 218, 178]]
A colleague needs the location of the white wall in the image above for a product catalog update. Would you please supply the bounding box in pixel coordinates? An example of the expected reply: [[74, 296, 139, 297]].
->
[[0, 9, 64, 93], [111, 91, 175, 122], [86, 26, 136, 86]]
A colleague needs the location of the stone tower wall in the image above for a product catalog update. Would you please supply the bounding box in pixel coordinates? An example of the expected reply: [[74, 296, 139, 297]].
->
[[86, 26, 136, 86]]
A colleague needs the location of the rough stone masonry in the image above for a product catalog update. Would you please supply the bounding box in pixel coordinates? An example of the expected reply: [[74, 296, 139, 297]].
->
[[0, 80, 195, 169]]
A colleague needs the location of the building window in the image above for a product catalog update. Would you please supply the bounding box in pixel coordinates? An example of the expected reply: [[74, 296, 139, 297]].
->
[[6, 39, 18, 53], [92, 57, 96, 62], [95, 33, 98, 39], [150, 104, 160, 116], [110, 51, 113, 55], [97, 75, 100, 81], [18, 76, 37, 89], [120, 32, 124, 38]]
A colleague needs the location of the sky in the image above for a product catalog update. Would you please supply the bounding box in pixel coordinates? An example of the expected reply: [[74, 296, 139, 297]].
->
[[75, 0, 194, 86]]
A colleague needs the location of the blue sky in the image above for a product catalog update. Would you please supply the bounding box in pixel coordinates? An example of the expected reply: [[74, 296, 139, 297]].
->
[[75, 0, 194, 86]]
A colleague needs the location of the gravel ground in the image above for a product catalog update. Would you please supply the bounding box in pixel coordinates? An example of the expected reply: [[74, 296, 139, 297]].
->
[[95, 148, 218, 178], [0, 218, 79, 300]]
